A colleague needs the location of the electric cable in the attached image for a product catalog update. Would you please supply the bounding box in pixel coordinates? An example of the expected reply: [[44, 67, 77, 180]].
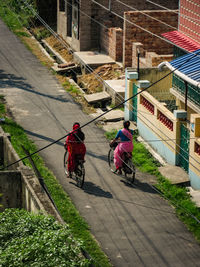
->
[[20, 0, 200, 109], [1, 47, 200, 170], [146, 0, 200, 23], [115, 0, 177, 30], [3, 0, 200, 170], [1, 1, 200, 226], [91, 0, 200, 58], [1, 0, 200, 172], [3, 0, 200, 185]]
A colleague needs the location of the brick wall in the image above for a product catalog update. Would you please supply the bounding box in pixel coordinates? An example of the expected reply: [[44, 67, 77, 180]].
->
[[99, 14, 123, 61], [123, 10, 178, 67], [57, 0, 178, 52], [179, 0, 200, 43]]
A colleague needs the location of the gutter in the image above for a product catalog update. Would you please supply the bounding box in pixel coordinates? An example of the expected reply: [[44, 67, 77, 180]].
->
[[158, 61, 200, 88]]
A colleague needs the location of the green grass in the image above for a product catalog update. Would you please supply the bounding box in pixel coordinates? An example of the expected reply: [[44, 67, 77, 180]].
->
[[63, 83, 81, 95], [0, 98, 111, 266], [0, 0, 35, 34], [105, 129, 200, 242]]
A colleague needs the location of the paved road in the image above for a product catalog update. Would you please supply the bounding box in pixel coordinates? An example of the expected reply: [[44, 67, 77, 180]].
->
[[1, 19, 200, 267]]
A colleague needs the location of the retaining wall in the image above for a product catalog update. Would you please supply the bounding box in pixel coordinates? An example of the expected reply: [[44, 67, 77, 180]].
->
[[0, 127, 63, 223]]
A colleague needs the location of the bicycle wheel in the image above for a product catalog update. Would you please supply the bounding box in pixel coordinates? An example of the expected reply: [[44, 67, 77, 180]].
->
[[108, 148, 115, 172], [124, 158, 136, 183], [75, 162, 85, 188], [63, 151, 69, 175]]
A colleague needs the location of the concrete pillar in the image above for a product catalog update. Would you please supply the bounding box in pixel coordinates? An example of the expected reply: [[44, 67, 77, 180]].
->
[[124, 68, 138, 121]]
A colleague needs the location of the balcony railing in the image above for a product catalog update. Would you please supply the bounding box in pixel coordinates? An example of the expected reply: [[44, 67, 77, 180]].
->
[[140, 96, 154, 114], [172, 74, 200, 108], [157, 110, 173, 131]]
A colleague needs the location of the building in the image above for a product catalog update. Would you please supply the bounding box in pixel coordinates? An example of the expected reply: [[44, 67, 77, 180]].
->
[[127, 0, 200, 189], [57, 0, 178, 66]]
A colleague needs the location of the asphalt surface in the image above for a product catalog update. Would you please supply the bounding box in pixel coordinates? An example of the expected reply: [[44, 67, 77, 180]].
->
[[1, 19, 200, 267]]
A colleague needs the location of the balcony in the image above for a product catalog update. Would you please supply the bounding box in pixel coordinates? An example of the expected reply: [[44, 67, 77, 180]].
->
[[172, 74, 200, 109]]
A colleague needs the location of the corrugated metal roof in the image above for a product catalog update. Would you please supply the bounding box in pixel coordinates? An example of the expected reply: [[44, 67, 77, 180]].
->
[[162, 30, 200, 52], [169, 49, 200, 83]]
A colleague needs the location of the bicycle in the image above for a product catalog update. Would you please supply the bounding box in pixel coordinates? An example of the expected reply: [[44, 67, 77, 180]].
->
[[64, 151, 85, 188], [108, 142, 136, 183]]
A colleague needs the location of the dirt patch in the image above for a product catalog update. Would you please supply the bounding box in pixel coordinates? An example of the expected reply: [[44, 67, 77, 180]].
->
[[78, 64, 124, 94], [45, 35, 73, 63]]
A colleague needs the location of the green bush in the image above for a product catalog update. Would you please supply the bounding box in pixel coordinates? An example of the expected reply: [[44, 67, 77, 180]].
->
[[0, 209, 90, 266], [0, 0, 36, 30]]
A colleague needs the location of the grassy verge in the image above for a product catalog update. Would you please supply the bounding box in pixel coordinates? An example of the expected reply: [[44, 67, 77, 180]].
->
[[0, 98, 111, 266], [105, 129, 200, 243], [0, 0, 34, 36]]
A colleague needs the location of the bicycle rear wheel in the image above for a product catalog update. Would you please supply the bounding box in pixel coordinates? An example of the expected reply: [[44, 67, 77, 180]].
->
[[124, 158, 136, 183], [63, 151, 69, 175], [75, 162, 85, 188], [108, 148, 115, 172]]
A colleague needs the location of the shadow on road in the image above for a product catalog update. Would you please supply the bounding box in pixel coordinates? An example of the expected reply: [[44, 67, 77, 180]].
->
[[83, 181, 113, 198], [121, 178, 157, 194], [0, 70, 69, 103], [24, 130, 64, 146], [86, 150, 108, 163]]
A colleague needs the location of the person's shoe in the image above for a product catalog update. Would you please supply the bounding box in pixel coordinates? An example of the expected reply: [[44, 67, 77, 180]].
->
[[67, 171, 72, 178], [113, 167, 122, 175], [118, 168, 122, 175]]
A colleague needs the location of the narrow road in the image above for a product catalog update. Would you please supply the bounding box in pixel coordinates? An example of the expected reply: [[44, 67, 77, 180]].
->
[[0, 19, 200, 267]]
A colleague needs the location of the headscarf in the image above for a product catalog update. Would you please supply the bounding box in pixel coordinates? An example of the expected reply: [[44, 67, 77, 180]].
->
[[73, 122, 80, 134]]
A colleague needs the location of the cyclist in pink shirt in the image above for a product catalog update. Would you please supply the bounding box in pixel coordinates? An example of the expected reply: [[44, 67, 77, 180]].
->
[[110, 121, 135, 174]]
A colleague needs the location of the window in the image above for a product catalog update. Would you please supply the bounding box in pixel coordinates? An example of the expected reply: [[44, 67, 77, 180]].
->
[[59, 0, 65, 12]]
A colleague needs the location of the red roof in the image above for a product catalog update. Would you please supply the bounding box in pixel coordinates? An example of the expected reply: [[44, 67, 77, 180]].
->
[[161, 30, 200, 52]]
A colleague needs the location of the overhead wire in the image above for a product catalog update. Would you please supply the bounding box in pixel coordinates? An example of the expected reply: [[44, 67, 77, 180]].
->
[[1, 0, 200, 225], [91, 0, 200, 59], [146, 0, 200, 23], [3, 0, 200, 170], [115, 0, 177, 30], [5, 0, 200, 149], [20, 0, 200, 114], [1, 45, 200, 169]]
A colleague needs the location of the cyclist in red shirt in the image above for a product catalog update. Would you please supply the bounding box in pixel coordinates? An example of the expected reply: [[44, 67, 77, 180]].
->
[[64, 122, 86, 177]]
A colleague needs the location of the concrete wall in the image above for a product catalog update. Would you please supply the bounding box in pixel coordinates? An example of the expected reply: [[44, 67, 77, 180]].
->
[[0, 171, 22, 211], [137, 89, 179, 165], [0, 128, 63, 223]]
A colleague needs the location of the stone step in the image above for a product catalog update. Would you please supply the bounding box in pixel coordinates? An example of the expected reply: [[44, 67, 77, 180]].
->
[[84, 92, 111, 104], [101, 109, 124, 122], [158, 165, 190, 185]]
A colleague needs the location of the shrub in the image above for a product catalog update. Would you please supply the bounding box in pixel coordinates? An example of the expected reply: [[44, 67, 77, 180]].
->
[[0, 209, 91, 266]]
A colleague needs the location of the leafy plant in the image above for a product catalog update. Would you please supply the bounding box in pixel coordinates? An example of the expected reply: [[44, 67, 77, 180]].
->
[[0, 209, 91, 266], [33, 27, 51, 41], [0, 0, 36, 31]]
